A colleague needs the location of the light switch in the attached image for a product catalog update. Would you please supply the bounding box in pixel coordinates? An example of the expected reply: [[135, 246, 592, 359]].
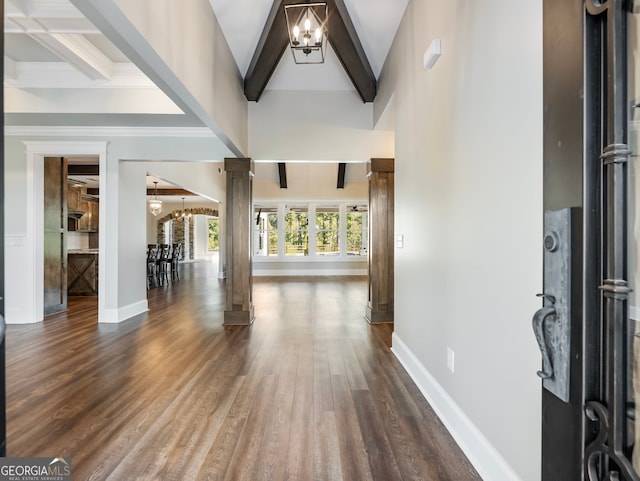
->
[[396, 234, 404, 248]]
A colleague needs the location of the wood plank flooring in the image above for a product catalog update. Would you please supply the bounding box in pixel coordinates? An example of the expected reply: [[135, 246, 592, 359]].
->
[[6, 260, 481, 481]]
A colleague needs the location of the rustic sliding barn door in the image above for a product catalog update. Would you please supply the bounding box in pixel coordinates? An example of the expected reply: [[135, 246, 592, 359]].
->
[[43, 157, 67, 316]]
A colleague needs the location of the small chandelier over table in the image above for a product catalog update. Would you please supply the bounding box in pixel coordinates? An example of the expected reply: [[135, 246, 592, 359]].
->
[[284, 2, 328, 64], [148, 181, 163, 216], [175, 197, 192, 218]]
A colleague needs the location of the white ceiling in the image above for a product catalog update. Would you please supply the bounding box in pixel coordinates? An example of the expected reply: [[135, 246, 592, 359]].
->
[[5, 0, 408, 95], [207, 0, 409, 78], [5, 0, 406, 195]]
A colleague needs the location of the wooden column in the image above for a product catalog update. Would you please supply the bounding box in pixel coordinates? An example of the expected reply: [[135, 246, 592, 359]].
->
[[224, 158, 255, 325], [365, 158, 394, 324]]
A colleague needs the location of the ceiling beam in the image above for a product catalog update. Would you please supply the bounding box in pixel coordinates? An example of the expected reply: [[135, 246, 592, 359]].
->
[[244, 0, 377, 102], [29, 33, 113, 80], [147, 189, 199, 197], [243, 0, 291, 102], [327, 0, 376, 102], [278, 162, 287, 188], [68, 164, 99, 175], [337, 162, 346, 189], [4, 56, 17, 80]]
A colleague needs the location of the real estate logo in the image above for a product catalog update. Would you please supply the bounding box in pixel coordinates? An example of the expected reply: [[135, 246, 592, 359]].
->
[[0, 457, 71, 481]]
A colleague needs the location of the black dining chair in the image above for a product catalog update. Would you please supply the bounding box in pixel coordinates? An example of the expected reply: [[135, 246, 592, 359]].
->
[[156, 244, 172, 286], [146, 244, 159, 289]]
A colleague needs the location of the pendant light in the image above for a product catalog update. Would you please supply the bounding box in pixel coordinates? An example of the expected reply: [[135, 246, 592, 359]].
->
[[148, 181, 163, 216]]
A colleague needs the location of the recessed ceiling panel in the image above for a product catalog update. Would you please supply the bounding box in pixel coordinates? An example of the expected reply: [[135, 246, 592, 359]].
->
[[4, 33, 61, 62]]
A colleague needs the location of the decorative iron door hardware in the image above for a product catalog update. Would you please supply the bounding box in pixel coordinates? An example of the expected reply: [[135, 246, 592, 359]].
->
[[582, 1, 638, 480], [533, 208, 573, 403]]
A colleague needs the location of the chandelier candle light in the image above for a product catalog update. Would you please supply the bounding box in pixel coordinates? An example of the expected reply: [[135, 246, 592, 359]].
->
[[175, 197, 192, 218], [149, 181, 163, 216], [284, 2, 328, 64]]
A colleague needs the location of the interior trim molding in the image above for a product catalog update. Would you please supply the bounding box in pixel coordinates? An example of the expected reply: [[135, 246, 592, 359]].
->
[[391, 332, 523, 481], [21, 141, 109, 324], [6, 126, 216, 138], [102, 300, 148, 324]]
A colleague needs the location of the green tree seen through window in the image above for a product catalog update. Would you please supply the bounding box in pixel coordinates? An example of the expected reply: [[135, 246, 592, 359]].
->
[[208, 218, 219, 251]]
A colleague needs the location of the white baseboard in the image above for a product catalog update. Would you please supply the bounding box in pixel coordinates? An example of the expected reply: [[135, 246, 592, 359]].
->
[[101, 300, 148, 324], [253, 269, 367, 276], [391, 332, 522, 481], [5, 308, 39, 324]]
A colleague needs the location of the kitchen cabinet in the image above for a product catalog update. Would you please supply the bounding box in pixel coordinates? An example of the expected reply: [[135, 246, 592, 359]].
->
[[67, 183, 98, 232], [67, 250, 98, 295]]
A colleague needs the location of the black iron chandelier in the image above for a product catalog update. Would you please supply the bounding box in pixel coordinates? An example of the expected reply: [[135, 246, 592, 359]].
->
[[284, 2, 328, 64]]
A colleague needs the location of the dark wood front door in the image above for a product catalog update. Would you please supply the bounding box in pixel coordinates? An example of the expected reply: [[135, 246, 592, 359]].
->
[[43, 157, 67, 316]]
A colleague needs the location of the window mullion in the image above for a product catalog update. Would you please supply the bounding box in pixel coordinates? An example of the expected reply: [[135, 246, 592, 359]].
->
[[339, 203, 347, 257], [308, 204, 317, 256], [278, 203, 285, 257]]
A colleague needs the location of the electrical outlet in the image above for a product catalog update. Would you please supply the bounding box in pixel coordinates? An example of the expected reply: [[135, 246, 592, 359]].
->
[[447, 347, 455, 373]]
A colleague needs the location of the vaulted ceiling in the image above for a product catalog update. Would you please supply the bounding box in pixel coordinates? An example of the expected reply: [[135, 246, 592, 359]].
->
[[4, 0, 406, 192], [5, 0, 408, 115]]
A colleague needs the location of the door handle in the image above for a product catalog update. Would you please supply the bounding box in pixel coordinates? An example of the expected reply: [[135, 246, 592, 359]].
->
[[532, 305, 557, 379], [532, 207, 576, 403]]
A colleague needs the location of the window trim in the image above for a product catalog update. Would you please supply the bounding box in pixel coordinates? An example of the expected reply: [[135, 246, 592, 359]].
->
[[253, 202, 367, 261]]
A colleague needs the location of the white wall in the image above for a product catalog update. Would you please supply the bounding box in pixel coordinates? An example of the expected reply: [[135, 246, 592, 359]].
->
[[249, 90, 393, 161], [378, 1, 543, 480]]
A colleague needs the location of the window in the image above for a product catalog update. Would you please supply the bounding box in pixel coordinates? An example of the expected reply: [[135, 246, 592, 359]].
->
[[252, 203, 367, 258], [316, 206, 339, 255], [255, 208, 278, 256], [208, 218, 219, 251], [285, 208, 308, 256], [347, 207, 367, 255]]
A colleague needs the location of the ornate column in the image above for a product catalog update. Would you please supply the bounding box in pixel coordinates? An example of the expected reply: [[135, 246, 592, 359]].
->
[[365, 158, 394, 324], [224, 158, 254, 325]]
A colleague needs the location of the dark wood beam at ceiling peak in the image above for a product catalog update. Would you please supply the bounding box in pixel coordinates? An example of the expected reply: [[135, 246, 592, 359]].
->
[[337, 162, 346, 188], [147, 188, 198, 196], [328, 0, 376, 102], [244, 0, 377, 103], [85, 188, 199, 196], [278, 162, 288, 188], [68, 165, 99, 176]]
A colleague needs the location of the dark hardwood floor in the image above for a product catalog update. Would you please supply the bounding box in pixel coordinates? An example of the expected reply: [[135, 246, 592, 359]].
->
[[6, 260, 481, 481]]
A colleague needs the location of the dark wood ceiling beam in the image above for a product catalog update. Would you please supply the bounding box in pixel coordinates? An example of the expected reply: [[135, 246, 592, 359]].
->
[[68, 164, 99, 175], [327, 0, 376, 102], [87, 188, 200, 196], [244, 0, 377, 102], [278, 162, 288, 188], [244, 0, 291, 101], [337, 162, 346, 188], [148, 189, 199, 196]]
